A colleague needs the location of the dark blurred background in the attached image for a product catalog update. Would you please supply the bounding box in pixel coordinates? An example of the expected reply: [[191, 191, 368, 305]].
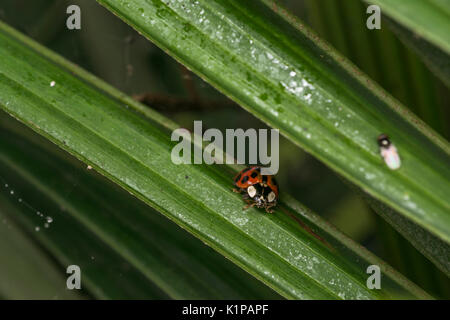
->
[[0, 0, 448, 298]]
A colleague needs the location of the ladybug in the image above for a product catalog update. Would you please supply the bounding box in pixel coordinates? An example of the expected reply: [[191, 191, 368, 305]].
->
[[233, 166, 279, 213]]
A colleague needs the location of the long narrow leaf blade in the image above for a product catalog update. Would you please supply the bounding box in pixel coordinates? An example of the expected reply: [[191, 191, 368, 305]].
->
[[0, 21, 432, 299], [0, 118, 279, 299], [95, 0, 450, 244], [365, 0, 450, 55], [0, 209, 85, 299]]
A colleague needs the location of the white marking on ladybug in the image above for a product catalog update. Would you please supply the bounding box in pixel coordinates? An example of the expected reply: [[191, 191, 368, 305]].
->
[[247, 185, 257, 198], [267, 191, 276, 202], [378, 134, 401, 170]]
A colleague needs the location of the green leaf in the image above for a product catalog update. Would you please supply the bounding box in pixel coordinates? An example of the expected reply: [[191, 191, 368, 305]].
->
[[346, 180, 450, 277], [370, 199, 450, 278], [0, 209, 85, 299], [0, 115, 279, 299], [298, 0, 450, 278], [381, 15, 450, 89], [364, 0, 450, 55], [0, 21, 432, 299], [94, 0, 450, 244]]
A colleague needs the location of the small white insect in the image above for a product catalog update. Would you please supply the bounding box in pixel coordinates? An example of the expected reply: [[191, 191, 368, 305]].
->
[[378, 134, 401, 170]]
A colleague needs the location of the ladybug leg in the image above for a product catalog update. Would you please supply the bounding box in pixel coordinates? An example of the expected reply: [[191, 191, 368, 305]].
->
[[243, 202, 256, 211], [265, 203, 276, 213], [232, 188, 241, 193], [242, 199, 256, 211]]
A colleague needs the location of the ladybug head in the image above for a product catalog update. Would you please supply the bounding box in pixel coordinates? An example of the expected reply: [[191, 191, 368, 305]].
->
[[247, 183, 277, 207]]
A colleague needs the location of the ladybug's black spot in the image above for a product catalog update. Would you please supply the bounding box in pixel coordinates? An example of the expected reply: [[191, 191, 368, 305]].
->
[[234, 173, 241, 182], [271, 178, 277, 186], [262, 175, 268, 183], [250, 172, 258, 178], [241, 167, 251, 174], [262, 186, 271, 197], [251, 183, 263, 197], [241, 176, 249, 183]]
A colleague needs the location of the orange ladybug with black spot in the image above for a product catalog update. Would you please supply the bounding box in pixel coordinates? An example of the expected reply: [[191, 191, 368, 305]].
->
[[233, 166, 279, 213]]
